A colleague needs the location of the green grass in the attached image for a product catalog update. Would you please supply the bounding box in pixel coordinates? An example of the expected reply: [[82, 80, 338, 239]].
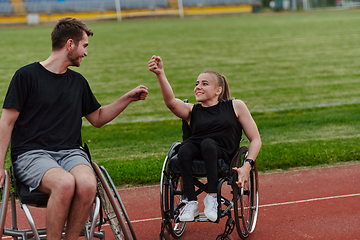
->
[[1, 10, 360, 186], [79, 102, 360, 185]]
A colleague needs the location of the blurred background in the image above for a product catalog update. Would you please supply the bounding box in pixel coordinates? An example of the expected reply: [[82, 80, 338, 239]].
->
[[1, 0, 359, 25]]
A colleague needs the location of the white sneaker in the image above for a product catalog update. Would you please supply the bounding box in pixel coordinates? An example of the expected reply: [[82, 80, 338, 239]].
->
[[204, 194, 218, 222], [179, 200, 199, 222]]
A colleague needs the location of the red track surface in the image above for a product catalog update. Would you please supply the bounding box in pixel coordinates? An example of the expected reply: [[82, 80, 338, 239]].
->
[[2, 162, 360, 239]]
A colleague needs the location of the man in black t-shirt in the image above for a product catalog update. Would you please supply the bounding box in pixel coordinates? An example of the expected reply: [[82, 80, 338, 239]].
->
[[0, 17, 148, 239]]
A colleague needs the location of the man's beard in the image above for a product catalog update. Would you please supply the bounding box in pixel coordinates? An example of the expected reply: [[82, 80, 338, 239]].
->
[[67, 48, 82, 67]]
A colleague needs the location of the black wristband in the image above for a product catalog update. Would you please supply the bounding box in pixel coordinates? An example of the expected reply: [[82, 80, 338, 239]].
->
[[245, 159, 255, 167]]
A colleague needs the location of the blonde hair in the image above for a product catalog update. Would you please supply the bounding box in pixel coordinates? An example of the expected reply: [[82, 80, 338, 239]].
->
[[201, 70, 230, 102]]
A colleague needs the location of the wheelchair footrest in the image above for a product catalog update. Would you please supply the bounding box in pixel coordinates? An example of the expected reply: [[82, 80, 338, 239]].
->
[[194, 214, 211, 222]]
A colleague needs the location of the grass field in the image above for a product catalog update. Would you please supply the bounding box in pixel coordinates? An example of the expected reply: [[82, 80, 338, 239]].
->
[[1, 10, 360, 186]]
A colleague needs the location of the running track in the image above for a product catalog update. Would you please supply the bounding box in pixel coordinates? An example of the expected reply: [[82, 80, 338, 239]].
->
[[2, 162, 360, 239]]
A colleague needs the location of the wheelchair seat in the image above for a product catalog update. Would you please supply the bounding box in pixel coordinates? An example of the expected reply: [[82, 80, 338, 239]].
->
[[16, 179, 49, 208], [10, 165, 49, 208], [10, 158, 49, 208]]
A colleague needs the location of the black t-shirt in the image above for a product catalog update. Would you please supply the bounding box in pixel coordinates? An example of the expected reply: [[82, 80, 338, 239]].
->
[[186, 99, 243, 161], [3, 62, 101, 159]]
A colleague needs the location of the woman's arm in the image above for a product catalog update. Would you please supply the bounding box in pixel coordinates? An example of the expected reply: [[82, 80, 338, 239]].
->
[[232, 99, 262, 188], [148, 55, 192, 122]]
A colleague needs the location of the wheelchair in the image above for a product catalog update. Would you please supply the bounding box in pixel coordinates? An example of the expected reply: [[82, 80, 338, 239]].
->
[[0, 144, 137, 240], [159, 110, 259, 240]]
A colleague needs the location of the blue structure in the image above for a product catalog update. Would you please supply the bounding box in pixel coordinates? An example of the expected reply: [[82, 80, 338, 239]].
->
[[21, 0, 169, 13], [1, 0, 252, 15], [0, 0, 13, 14]]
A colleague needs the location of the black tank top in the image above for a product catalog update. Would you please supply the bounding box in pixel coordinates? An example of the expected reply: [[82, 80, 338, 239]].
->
[[185, 99, 243, 161]]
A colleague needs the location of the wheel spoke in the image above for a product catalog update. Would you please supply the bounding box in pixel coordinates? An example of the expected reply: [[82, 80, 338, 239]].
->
[[160, 155, 187, 238]]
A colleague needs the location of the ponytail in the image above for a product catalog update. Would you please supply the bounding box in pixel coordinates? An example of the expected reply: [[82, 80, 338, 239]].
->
[[219, 74, 230, 101]]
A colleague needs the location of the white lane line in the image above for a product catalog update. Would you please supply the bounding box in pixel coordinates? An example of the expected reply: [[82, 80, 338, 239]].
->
[[259, 193, 360, 208], [131, 217, 162, 223]]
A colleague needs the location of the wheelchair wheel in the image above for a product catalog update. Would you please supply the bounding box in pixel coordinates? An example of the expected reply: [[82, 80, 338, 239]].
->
[[0, 170, 10, 239], [160, 154, 186, 238], [233, 147, 259, 239], [92, 162, 135, 240], [99, 165, 137, 239]]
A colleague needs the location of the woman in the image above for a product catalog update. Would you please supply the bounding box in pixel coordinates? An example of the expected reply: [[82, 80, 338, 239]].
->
[[148, 55, 261, 222]]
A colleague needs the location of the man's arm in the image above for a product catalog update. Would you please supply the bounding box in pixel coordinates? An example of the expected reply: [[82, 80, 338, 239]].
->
[[0, 108, 19, 187], [85, 85, 148, 128]]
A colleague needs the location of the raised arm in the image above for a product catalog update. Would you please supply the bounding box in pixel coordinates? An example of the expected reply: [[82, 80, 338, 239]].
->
[[148, 55, 192, 122], [85, 85, 148, 128], [232, 99, 261, 187], [0, 108, 19, 187]]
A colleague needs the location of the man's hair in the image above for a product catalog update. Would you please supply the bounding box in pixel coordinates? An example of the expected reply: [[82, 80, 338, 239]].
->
[[51, 17, 93, 51]]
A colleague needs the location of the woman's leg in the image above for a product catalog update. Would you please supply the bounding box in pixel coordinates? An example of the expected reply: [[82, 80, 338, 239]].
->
[[178, 142, 201, 201], [201, 138, 225, 222], [200, 138, 224, 194]]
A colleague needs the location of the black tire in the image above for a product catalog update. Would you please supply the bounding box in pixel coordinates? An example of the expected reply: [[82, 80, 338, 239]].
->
[[160, 153, 186, 238], [232, 147, 259, 239], [0, 170, 9, 239], [93, 162, 134, 240], [99, 165, 137, 240], [216, 234, 231, 240]]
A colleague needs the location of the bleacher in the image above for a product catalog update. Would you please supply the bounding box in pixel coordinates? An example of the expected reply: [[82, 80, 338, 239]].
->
[[22, 0, 169, 13], [0, 0, 253, 17], [0, 0, 13, 14], [118, 0, 169, 10], [182, 0, 252, 7]]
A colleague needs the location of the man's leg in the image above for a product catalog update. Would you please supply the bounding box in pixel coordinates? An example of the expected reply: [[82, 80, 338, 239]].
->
[[37, 168, 76, 240], [63, 164, 97, 240]]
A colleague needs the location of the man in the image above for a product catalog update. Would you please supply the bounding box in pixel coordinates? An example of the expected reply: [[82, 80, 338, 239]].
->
[[0, 17, 148, 239]]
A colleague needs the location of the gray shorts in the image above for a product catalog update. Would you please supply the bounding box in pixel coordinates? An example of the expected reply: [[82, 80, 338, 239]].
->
[[13, 149, 92, 192]]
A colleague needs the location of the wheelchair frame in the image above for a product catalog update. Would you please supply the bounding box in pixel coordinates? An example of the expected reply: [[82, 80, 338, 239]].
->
[[0, 144, 137, 240], [159, 142, 259, 240]]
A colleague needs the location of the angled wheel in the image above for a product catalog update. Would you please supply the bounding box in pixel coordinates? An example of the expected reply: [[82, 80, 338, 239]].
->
[[160, 144, 186, 238], [232, 146, 259, 239], [92, 162, 136, 240], [99, 165, 137, 239], [0, 170, 10, 239]]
